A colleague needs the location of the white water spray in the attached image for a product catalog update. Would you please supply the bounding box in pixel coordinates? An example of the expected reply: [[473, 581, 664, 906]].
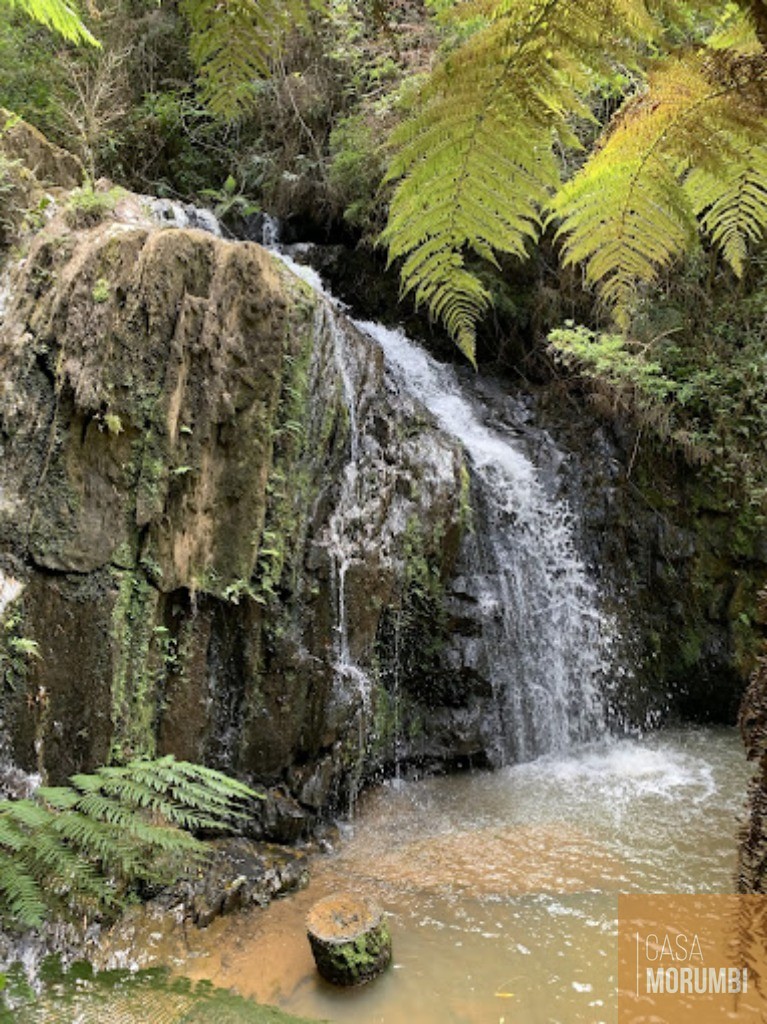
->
[[354, 320, 612, 760]]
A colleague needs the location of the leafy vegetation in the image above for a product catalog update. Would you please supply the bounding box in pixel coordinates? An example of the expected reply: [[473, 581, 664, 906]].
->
[[0, 152, 27, 245], [64, 184, 123, 228], [549, 295, 767, 510], [382, 0, 767, 360], [182, 0, 325, 119], [0, 0, 97, 46], [0, 756, 260, 930]]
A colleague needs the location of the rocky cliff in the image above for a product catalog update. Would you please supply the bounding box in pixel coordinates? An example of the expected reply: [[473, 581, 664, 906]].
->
[[0, 187, 482, 826]]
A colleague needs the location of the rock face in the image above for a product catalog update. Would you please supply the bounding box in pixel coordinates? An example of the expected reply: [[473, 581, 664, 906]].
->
[[164, 838, 310, 928], [1, 121, 762, 839], [0, 107, 83, 190], [528, 392, 767, 728], [0, 191, 477, 817]]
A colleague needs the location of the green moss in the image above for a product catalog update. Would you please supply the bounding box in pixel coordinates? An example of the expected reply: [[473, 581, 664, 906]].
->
[[252, 297, 317, 606], [0, 601, 39, 696], [109, 571, 160, 763], [324, 924, 391, 983], [64, 185, 123, 229], [91, 277, 110, 303], [2, 961, 318, 1023]]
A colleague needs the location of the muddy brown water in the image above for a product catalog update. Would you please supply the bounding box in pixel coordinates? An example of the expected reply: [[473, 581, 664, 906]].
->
[[101, 728, 750, 1023]]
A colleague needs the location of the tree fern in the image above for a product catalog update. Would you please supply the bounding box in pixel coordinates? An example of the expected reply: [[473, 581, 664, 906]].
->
[[382, 0, 767, 355], [686, 144, 767, 277], [182, 0, 326, 118], [0, 757, 262, 930], [555, 52, 767, 319], [0, 0, 97, 45]]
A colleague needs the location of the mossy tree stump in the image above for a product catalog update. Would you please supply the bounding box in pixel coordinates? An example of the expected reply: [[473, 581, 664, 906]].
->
[[306, 893, 392, 986]]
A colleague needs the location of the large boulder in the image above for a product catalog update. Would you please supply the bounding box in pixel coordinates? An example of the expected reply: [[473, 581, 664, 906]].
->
[[0, 187, 476, 817]]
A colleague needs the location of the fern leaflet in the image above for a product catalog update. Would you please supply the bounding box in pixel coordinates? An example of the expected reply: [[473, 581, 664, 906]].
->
[[0, 757, 261, 930]]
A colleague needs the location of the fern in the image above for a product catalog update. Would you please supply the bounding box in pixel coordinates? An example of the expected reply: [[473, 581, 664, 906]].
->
[[182, 0, 326, 118], [0, 0, 98, 45], [0, 757, 262, 930], [686, 144, 767, 277], [382, 0, 613, 363], [382, 0, 767, 354], [555, 51, 767, 318]]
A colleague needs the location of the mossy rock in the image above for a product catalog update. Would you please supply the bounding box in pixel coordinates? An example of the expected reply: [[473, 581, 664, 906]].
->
[[306, 892, 392, 986]]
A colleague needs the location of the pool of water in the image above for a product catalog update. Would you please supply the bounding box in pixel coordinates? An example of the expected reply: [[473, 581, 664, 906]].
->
[[102, 728, 751, 1024]]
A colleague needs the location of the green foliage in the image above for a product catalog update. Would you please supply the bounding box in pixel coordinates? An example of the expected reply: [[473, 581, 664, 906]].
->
[[382, 0, 767, 356], [328, 114, 387, 236], [1, 961, 315, 1023], [548, 323, 679, 400], [0, 603, 39, 694], [554, 50, 767, 324], [0, 152, 28, 246], [102, 412, 123, 436], [0, 756, 260, 930], [686, 144, 767, 278], [64, 185, 122, 229], [0, 0, 98, 46], [91, 277, 110, 303], [548, 307, 767, 510], [181, 0, 325, 119], [200, 175, 259, 223]]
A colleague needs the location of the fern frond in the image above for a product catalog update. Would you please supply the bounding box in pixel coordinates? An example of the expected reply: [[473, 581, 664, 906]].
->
[[383, 1, 588, 362], [686, 145, 767, 275], [707, 5, 762, 53], [383, 0, 767, 351], [381, 0, 723, 357], [0, 851, 47, 927], [553, 52, 767, 321], [181, 0, 325, 118], [1, 0, 98, 45], [0, 758, 259, 931]]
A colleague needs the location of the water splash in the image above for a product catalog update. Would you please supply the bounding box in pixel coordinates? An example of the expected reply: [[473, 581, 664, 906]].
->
[[145, 197, 222, 236]]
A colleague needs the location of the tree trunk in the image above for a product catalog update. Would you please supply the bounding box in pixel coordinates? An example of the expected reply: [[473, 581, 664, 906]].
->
[[306, 893, 392, 986]]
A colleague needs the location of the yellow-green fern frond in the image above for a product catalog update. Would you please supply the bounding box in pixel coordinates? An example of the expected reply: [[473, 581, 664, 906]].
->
[[382, 0, 625, 359], [182, 0, 325, 119], [554, 52, 767, 321], [2, 0, 98, 45], [382, 0, 730, 358], [708, 4, 762, 53], [0, 757, 261, 930], [381, 0, 767, 353], [686, 145, 767, 275], [381, 19, 563, 364]]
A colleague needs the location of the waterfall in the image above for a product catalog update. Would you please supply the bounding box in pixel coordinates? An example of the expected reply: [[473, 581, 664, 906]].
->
[[145, 197, 222, 236], [354, 320, 611, 762], [271, 246, 613, 764]]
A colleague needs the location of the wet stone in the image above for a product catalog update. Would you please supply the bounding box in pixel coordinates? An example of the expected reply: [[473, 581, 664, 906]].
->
[[156, 838, 309, 928]]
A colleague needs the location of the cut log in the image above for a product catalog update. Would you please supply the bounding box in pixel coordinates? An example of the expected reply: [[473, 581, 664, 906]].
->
[[306, 892, 392, 986]]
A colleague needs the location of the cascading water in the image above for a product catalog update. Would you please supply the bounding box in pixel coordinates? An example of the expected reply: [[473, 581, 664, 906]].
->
[[270, 244, 614, 764], [271, 254, 375, 733], [353, 321, 612, 762], [145, 197, 222, 236]]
